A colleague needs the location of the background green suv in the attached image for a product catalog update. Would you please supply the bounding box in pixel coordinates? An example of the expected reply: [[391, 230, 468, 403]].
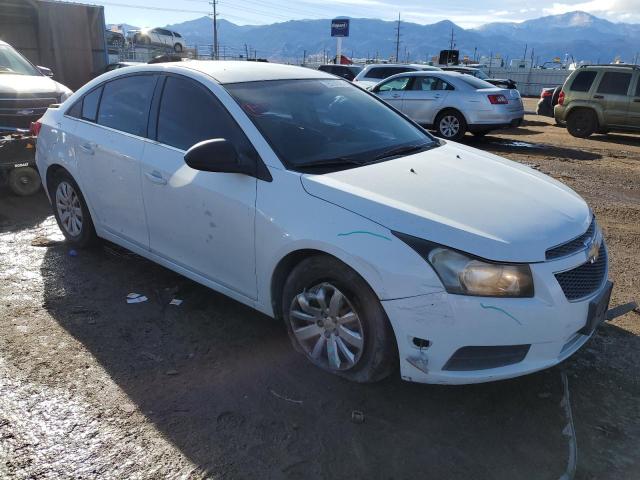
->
[[555, 65, 640, 138]]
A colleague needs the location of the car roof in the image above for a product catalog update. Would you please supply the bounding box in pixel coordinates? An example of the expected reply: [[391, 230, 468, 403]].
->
[[366, 63, 438, 69], [442, 66, 477, 71], [112, 60, 337, 84], [0, 40, 8, 47]]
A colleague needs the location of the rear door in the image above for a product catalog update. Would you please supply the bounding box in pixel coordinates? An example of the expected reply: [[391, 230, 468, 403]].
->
[[74, 74, 157, 248], [140, 74, 259, 298], [625, 73, 640, 130], [375, 75, 412, 110], [593, 71, 632, 126], [402, 76, 451, 125]]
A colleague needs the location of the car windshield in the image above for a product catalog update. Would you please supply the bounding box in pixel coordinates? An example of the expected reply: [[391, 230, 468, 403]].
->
[[225, 79, 437, 170], [0, 45, 41, 76]]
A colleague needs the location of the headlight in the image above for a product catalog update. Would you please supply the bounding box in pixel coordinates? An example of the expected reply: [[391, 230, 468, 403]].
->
[[393, 232, 534, 298]]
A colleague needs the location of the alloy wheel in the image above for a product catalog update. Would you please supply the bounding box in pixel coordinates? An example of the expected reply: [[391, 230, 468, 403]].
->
[[289, 283, 364, 371], [439, 115, 460, 138], [55, 181, 83, 237]]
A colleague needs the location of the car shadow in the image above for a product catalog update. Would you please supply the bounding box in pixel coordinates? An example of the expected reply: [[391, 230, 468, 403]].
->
[[35, 237, 576, 480], [490, 127, 544, 136], [467, 136, 602, 161], [0, 188, 51, 233], [587, 133, 640, 148]]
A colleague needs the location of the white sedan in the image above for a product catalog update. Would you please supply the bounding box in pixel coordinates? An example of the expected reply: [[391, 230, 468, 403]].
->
[[372, 71, 524, 140], [35, 61, 611, 385]]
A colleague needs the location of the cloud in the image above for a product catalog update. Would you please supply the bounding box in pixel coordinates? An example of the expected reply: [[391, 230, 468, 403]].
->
[[543, 0, 640, 22]]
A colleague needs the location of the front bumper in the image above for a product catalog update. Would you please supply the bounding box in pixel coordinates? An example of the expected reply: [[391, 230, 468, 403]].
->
[[382, 245, 610, 384]]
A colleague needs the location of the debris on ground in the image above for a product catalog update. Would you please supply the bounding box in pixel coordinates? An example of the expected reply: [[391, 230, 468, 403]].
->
[[269, 389, 303, 404], [126, 293, 148, 304], [169, 298, 183, 306], [351, 410, 365, 424]]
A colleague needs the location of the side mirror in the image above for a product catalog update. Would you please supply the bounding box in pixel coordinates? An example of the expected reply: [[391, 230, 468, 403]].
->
[[370, 85, 380, 93], [38, 66, 54, 77], [184, 138, 253, 176]]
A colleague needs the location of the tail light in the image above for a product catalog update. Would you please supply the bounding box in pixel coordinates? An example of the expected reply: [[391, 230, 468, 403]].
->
[[487, 94, 508, 105], [541, 89, 552, 98], [558, 90, 565, 106], [29, 120, 42, 137]]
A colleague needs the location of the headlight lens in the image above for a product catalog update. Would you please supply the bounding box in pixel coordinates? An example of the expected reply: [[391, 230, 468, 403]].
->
[[393, 232, 534, 297]]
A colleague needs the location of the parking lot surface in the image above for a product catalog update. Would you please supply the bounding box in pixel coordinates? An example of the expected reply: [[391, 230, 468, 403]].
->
[[1, 99, 639, 479]]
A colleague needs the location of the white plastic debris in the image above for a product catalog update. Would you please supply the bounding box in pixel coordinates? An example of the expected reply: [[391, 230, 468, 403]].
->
[[169, 298, 183, 306], [126, 293, 148, 304]]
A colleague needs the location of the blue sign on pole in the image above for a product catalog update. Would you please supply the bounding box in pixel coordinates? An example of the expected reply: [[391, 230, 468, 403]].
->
[[331, 19, 350, 37]]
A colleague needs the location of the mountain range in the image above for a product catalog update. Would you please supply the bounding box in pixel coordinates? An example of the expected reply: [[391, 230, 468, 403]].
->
[[117, 11, 640, 64]]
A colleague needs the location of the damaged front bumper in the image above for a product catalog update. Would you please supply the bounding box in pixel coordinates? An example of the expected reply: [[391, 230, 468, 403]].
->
[[381, 248, 616, 385]]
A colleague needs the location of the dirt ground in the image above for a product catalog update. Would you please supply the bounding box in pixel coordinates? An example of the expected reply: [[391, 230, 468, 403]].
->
[[1, 98, 639, 479]]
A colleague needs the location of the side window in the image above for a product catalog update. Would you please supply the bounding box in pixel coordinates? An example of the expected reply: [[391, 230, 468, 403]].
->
[[569, 71, 597, 92], [173, 32, 182, 38], [97, 75, 156, 136], [81, 86, 102, 121], [414, 76, 438, 91], [157, 76, 246, 151], [365, 68, 388, 79], [437, 79, 454, 91], [597, 72, 632, 95], [636, 77, 640, 97], [378, 76, 411, 92]]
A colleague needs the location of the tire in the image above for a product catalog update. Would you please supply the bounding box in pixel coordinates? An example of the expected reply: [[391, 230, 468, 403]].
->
[[282, 255, 397, 383], [435, 110, 467, 141], [551, 86, 561, 108], [8, 167, 41, 196], [49, 170, 97, 248], [174, 43, 183, 53], [566, 109, 597, 138]]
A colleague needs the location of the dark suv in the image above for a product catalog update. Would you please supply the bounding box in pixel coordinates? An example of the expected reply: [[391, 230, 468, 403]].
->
[[317, 64, 363, 81], [554, 64, 640, 137]]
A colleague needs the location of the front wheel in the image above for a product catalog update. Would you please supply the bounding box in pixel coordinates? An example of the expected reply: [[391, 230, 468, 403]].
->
[[174, 43, 183, 53], [50, 170, 97, 248], [435, 110, 467, 141], [282, 256, 396, 383]]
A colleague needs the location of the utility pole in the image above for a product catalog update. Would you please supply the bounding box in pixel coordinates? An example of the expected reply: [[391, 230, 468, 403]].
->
[[210, 0, 219, 60], [244, 43, 249, 60], [303, 50, 306, 65], [395, 13, 401, 63]]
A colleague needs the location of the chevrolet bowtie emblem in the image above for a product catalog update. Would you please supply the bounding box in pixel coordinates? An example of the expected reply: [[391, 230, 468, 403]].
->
[[585, 236, 601, 264]]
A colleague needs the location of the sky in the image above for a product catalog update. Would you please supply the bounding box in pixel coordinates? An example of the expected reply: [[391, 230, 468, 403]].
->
[[96, 0, 640, 29]]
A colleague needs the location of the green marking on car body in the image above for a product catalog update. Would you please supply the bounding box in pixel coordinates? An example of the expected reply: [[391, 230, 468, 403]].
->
[[337, 231, 392, 241], [480, 303, 522, 325]]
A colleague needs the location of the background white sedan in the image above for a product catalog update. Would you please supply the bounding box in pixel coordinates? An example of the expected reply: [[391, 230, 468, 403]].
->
[[372, 71, 524, 140]]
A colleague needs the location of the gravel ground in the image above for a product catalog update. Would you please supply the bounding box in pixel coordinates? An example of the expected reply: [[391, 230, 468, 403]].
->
[[1, 98, 639, 479]]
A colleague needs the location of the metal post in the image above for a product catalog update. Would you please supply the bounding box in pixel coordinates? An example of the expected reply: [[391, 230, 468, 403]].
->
[[210, 0, 218, 60], [336, 36, 342, 64]]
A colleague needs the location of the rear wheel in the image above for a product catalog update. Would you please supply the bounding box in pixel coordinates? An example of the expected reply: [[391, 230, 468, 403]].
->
[[50, 170, 97, 248], [435, 110, 467, 141], [174, 43, 183, 53], [567, 109, 597, 138], [8, 167, 41, 196], [282, 256, 396, 383]]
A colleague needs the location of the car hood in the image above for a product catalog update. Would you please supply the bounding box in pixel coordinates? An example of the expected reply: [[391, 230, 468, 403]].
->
[[0, 74, 62, 98], [301, 142, 591, 263]]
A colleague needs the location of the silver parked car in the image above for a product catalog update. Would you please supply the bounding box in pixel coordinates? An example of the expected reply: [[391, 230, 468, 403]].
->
[[353, 64, 442, 90], [372, 71, 524, 140], [127, 28, 186, 53]]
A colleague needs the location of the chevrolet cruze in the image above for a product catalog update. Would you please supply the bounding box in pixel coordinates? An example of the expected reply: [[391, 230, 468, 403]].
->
[[35, 61, 612, 384]]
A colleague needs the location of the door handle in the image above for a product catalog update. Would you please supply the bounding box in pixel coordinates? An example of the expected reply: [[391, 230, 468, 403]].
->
[[145, 171, 167, 185], [79, 142, 95, 155], [593, 95, 604, 99]]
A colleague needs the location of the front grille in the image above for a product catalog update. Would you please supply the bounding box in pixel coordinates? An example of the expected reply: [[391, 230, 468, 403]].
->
[[442, 345, 531, 371], [555, 245, 607, 301], [546, 218, 596, 260], [0, 97, 57, 130]]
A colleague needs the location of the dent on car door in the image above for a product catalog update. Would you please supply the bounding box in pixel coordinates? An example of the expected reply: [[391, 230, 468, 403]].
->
[[140, 75, 259, 299], [74, 74, 157, 248], [402, 76, 449, 125]]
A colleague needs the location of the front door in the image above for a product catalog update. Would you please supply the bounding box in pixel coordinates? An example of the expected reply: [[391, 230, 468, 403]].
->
[[140, 75, 259, 299], [593, 71, 632, 127], [375, 76, 411, 111], [75, 74, 158, 249]]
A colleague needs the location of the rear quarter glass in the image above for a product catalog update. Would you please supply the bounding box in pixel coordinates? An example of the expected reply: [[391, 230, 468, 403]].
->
[[569, 71, 597, 92]]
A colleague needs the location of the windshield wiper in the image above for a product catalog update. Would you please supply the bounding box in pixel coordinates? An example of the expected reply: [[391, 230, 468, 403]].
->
[[295, 157, 368, 169], [373, 142, 434, 161]]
